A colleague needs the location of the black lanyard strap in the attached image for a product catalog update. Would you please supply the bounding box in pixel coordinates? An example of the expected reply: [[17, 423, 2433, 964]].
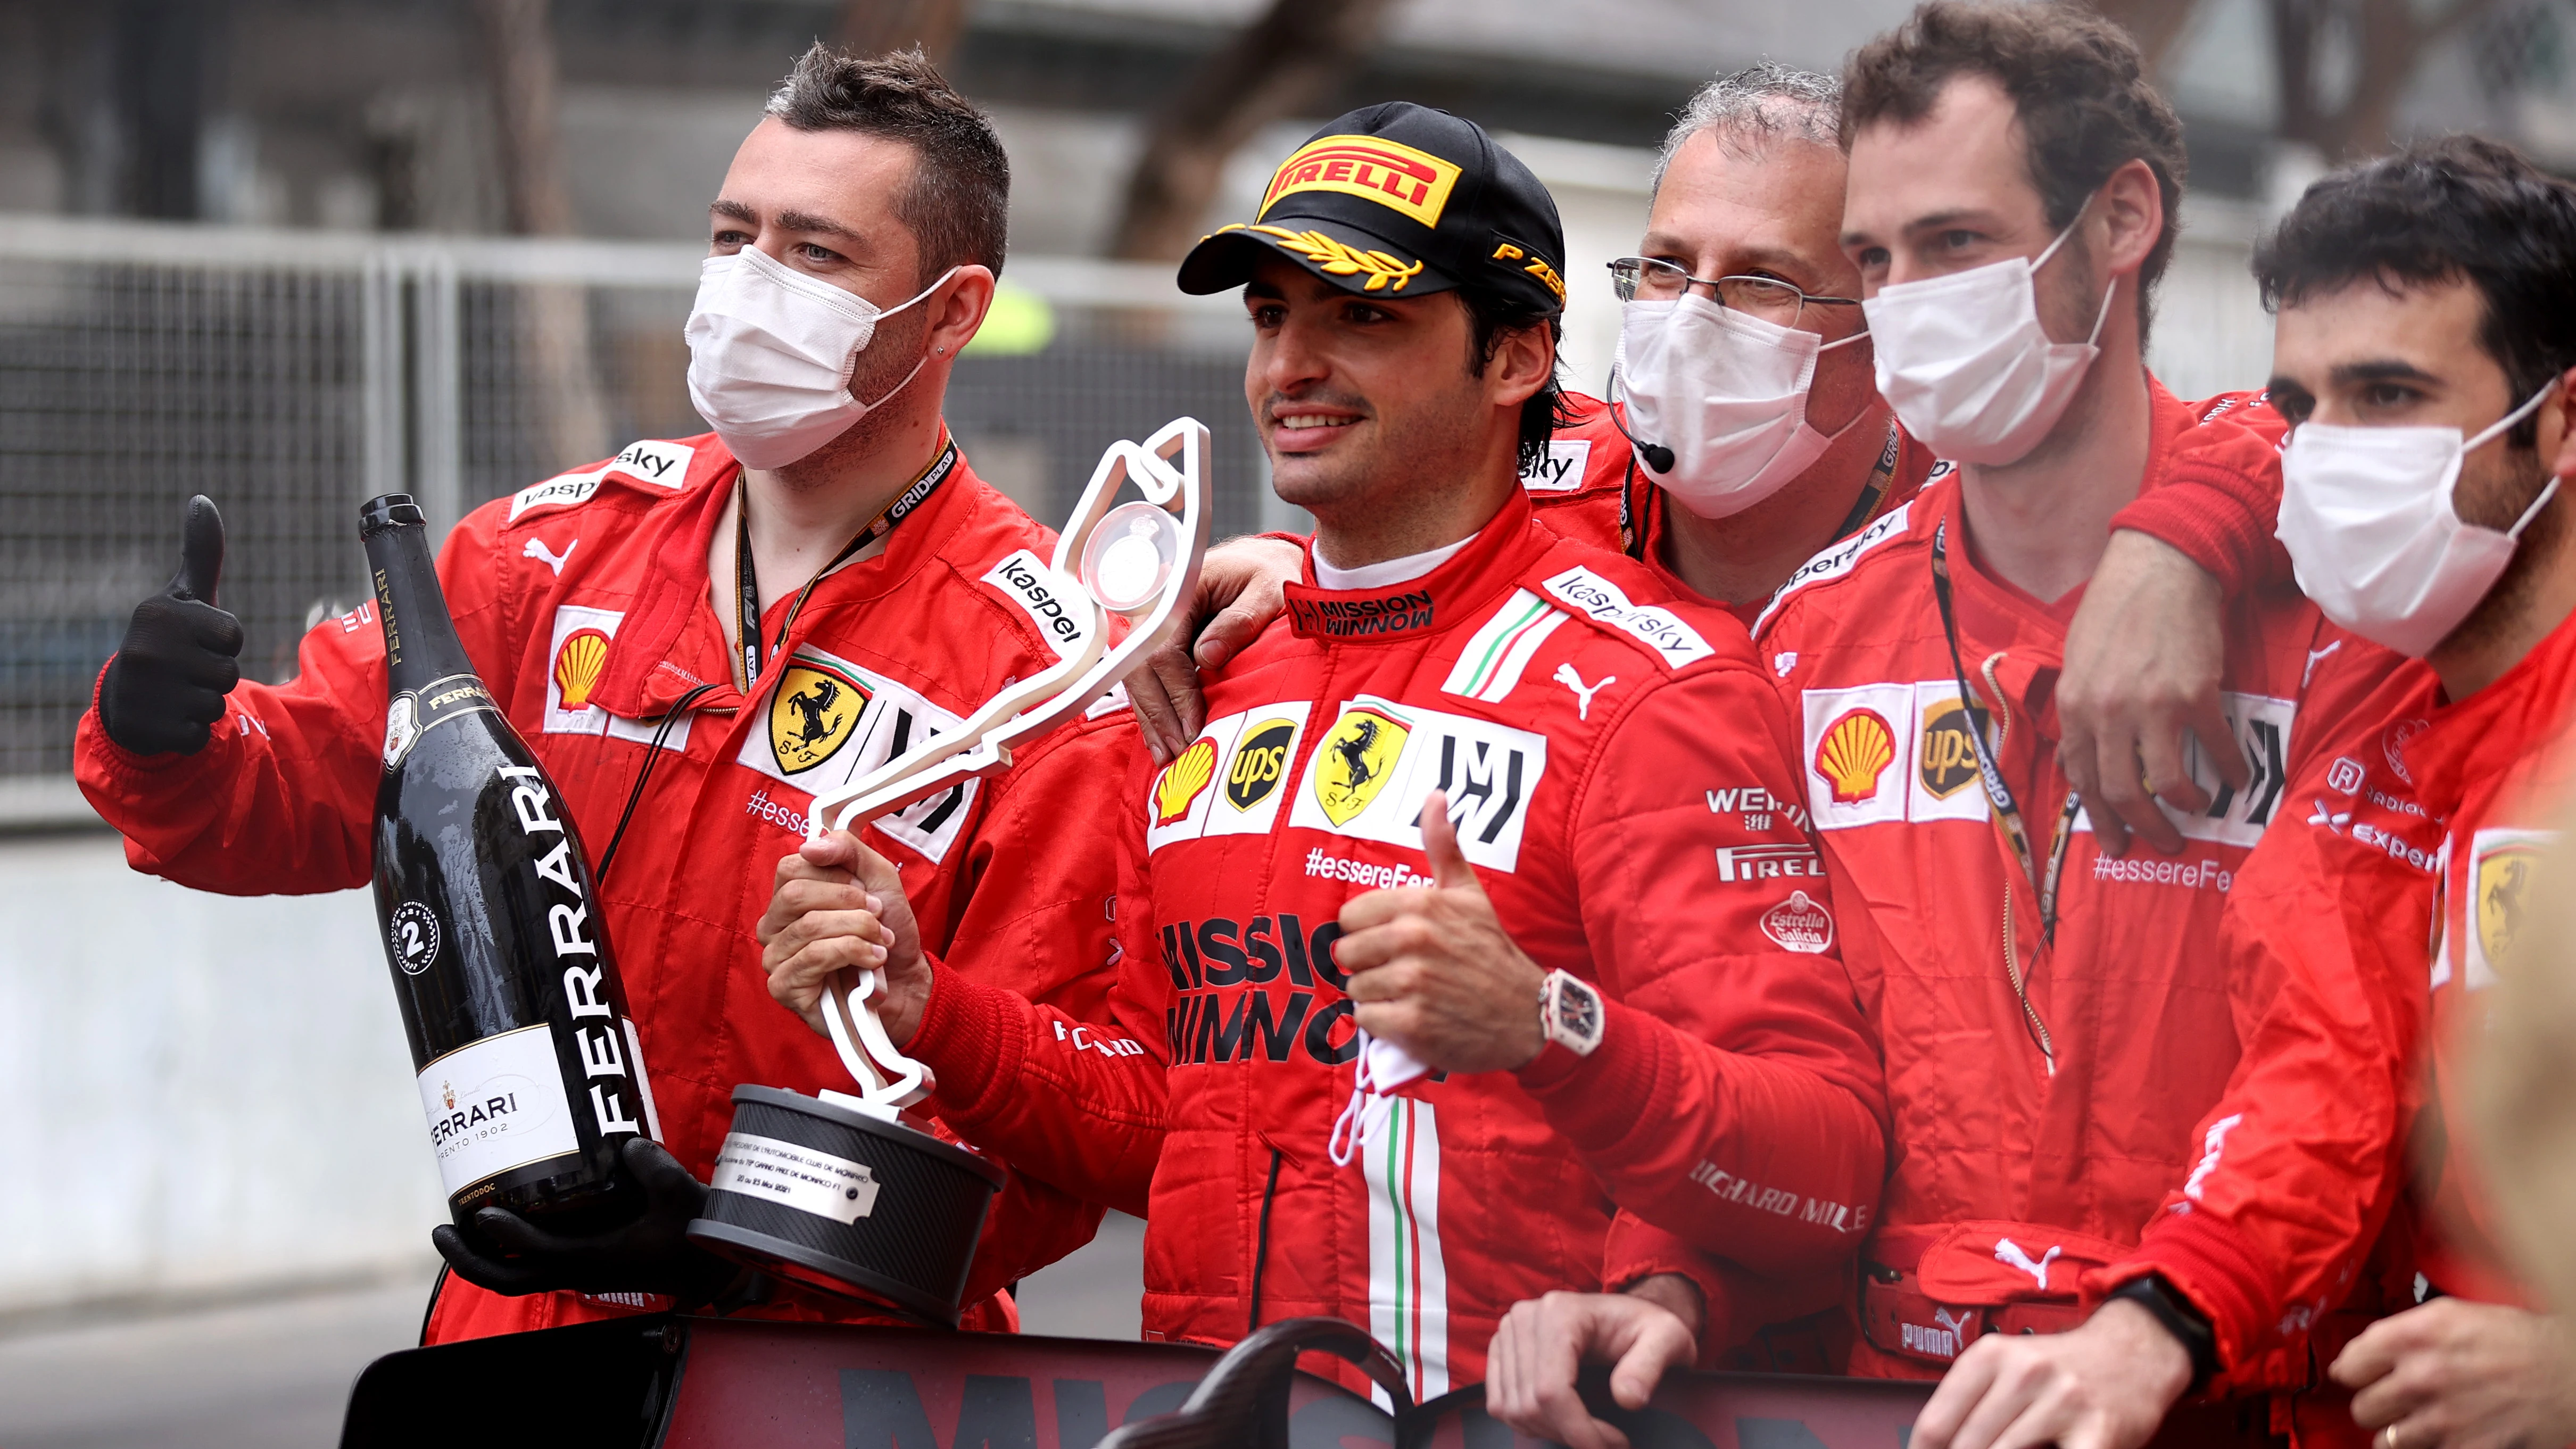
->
[[734, 438, 957, 688], [1930, 517, 2070, 1069]]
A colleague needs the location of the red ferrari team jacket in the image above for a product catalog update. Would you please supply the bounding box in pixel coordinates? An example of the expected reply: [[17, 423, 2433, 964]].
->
[[1694, 382, 2412, 1392], [73, 430, 1126, 1340], [2259, 605, 2576, 1315], [894, 490, 1889, 1401]]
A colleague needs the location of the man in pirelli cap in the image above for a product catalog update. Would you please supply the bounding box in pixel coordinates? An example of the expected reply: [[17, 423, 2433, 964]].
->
[[1177, 101, 1571, 319]]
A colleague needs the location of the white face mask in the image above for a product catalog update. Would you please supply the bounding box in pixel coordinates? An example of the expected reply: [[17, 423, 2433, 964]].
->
[[684, 247, 955, 470], [2277, 384, 2561, 659], [1616, 294, 1869, 519], [1861, 210, 2116, 467]]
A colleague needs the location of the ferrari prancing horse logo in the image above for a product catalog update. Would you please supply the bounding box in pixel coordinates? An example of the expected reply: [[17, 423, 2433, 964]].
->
[[2475, 840, 2544, 976], [1312, 705, 1410, 826], [771, 661, 870, 775]]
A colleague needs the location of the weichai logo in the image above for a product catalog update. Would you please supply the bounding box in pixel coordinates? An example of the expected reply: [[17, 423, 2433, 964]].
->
[[1260, 135, 1462, 228], [1158, 914, 1362, 1067]]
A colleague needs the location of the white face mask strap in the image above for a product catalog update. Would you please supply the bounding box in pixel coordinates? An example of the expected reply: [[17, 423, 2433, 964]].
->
[[875, 265, 962, 324], [2464, 382, 2561, 454], [2083, 273, 2118, 347], [2507, 474, 2562, 540], [2030, 192, 2095, 273], [1816, 325, 1871, 355]]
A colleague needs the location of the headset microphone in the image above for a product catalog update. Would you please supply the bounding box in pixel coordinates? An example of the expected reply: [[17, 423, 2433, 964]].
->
[[1605, 366, 1675, 474]]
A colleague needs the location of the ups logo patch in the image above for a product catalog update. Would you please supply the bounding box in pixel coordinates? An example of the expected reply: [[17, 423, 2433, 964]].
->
[[1918, 697, 1986, 800]]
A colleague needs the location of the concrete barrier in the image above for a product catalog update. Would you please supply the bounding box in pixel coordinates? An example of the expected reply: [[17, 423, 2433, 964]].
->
[[0, 831, 443, 1319]]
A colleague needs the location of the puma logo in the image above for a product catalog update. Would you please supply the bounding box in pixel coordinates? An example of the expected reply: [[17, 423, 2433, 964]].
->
[[2304, 639, 2343, 687], [1932, 1306, 1975, 1349], [1994, 1237, 2062, 1291], [1553, 663, 1613, 721], [523, 536, 577, 576]]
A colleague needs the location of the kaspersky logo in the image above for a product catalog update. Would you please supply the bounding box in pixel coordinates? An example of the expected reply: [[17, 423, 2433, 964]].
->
[[1261, 135, 1462, 229]]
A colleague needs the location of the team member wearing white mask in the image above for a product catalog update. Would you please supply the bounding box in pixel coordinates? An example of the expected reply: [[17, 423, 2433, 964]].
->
[[1490, 9, 2414, 1447], [77, 44, 1129, 1344], [2219, 136, 2576, 1449]]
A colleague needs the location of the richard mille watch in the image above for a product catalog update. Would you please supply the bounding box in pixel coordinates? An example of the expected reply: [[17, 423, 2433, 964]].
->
[[1538, 970, 1605, 1057]]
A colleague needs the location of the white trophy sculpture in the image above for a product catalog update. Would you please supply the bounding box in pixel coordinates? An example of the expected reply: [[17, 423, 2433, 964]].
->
[[805, 416, 1211, 1117], [687, 418, 1213, 1320]]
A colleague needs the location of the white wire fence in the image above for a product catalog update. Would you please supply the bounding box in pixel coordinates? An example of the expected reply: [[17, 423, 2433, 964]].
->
[[0, 217, 1276, 787]]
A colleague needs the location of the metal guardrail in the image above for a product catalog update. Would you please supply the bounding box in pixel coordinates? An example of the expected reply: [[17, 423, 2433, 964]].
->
[[0, 216, 1267, 819]]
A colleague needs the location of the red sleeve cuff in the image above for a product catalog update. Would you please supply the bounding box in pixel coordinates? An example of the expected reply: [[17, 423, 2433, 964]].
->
[[1513, 992, 1672, 1120], [908, 958, 1030, 1128], [2086, 1208, 2277, 1375], [2111, 459, 2290, 593]]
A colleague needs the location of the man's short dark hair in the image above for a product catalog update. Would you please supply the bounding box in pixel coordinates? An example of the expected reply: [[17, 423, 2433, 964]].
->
[[2255, 135, 2576, 448], [765, 43, 1009, 285], [1841, 2, 2187, 333], [1455, 287, 1570, 475]]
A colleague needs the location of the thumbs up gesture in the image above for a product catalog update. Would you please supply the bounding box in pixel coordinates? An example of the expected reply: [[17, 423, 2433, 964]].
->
[[1336, 790, 1549, 1074], [98, 495, 245, 756]]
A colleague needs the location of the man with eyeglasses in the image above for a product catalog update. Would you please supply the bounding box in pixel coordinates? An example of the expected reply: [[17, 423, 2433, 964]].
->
[[1489, 9, 2414, 1448]]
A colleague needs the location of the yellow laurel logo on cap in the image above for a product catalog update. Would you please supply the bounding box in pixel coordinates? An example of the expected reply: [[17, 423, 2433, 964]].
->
[[1231, 225, 1424, 293], [1261, 135, 1462, 229]]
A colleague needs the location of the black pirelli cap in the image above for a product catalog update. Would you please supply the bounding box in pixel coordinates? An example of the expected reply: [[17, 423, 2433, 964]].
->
[[1175, 102, 1568, 315]]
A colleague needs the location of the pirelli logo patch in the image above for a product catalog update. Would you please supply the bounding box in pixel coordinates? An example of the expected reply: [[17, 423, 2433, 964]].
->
[[1260, 134, 1462, 229]]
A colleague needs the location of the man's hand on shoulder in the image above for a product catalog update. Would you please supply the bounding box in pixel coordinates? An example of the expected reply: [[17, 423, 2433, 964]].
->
[[1336, 792, 1545, 1073], [757, 827, 929, 1045], [1910, 1297, 2192, 1449], [1128, 534, 1303, 763], [2058, 528, 2244, 857], [1486, 1276, 1703, 1449], [2332, 1298, 2576, 1449]]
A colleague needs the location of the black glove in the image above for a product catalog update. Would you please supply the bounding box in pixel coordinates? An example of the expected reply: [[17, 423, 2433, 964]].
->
[[98, 495, 243, 756], [430, 1138, 755, 1306]]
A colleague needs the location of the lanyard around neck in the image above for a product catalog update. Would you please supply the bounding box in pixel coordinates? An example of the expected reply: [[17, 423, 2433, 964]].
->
[[1931, 516, 2072, 1067], [733, 437, 958, 689]]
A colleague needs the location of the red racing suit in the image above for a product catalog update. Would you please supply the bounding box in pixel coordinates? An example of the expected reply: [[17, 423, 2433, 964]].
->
[[73, 429, 1125, 1342], [891, 489, 1889, 1400], [2266, 603, 2576, 1313], [1637, 381, 2414, 1410]]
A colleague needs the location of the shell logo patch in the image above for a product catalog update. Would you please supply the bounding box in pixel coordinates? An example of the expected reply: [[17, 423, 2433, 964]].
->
[[1815, 708, 1895, 805], [770, 661, 871, 776], [2476, 840, 2543, 974], [1260, 135, 1462, 229], [1154, 739, 1219, 827], [1224, 719, 1297, 813], [1918, 697, 1984, 800], [1313, 705, 1411, 827], [551, 628, 611, 711]]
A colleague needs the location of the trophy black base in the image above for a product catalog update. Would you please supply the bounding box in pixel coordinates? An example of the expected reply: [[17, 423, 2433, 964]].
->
[[686, 1084, 1003, 1326]]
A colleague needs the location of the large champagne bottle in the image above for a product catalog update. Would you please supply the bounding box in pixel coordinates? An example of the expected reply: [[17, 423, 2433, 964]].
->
[[362, 493, 657, 1229]]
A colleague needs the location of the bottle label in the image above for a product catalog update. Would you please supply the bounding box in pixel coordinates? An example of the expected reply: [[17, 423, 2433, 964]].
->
[[710, 1131, 883, 1226], [416, 1025, 582, 1198]]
